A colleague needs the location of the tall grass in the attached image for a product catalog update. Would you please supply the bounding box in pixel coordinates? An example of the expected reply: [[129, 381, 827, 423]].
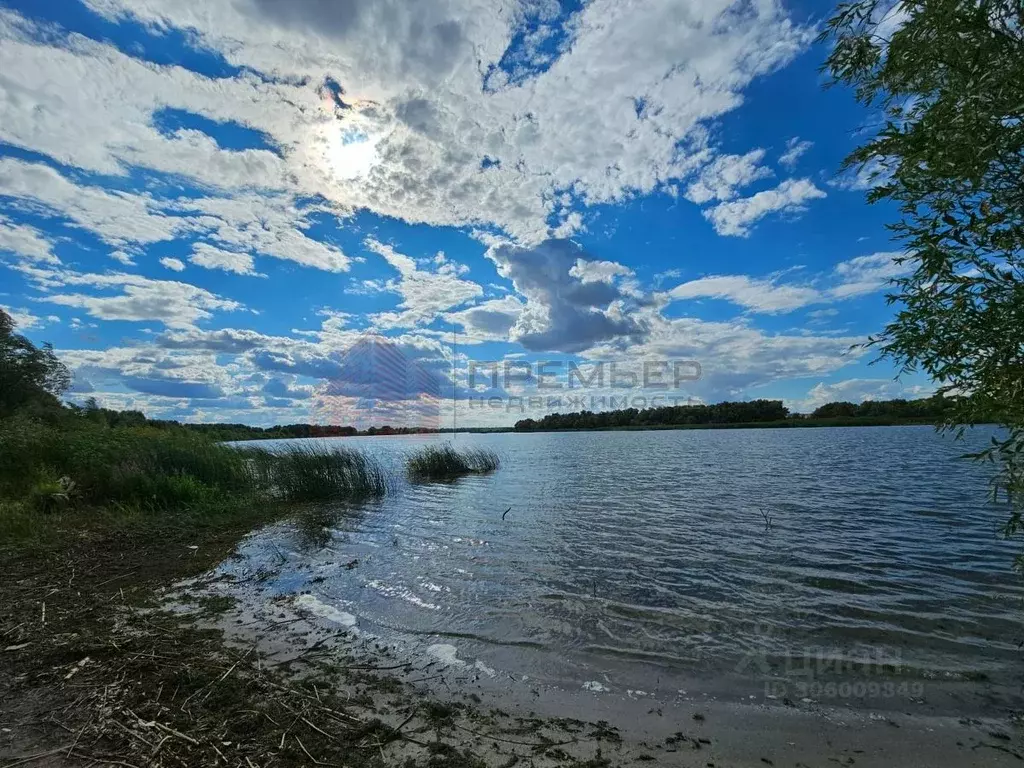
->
[[406, 444, 500, 482], [0, 416, 389, 547], [0, 417, 252, 511], [248, 444, 389, 502]]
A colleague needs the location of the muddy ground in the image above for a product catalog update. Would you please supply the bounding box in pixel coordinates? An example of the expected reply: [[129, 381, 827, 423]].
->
[[3, 515, 1024, 768]]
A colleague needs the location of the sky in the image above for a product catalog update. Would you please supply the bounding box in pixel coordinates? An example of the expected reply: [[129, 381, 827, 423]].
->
[[0, 0, 934, 428]]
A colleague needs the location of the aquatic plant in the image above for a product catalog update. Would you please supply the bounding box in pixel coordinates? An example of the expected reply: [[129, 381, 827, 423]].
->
[[253, 444, 390, 502], [406, 444, 500, 482]]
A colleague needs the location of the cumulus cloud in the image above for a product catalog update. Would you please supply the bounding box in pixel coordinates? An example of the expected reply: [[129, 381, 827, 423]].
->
[[446, 295, 525, 342], [0, 157, 187, 246], [1, 0, 815, 243], [123, 375, 225, 399], [365, 238, 482, 328], [180, 195, 351, 272], [569, 258, 634, 284], [584, 309, 867, 398], [160, 257, 186, 272], [263, 377, 314, 400], [0, 216, 60, 263], [58, 344, 239, 403], [488, 239, 648, 353], [189, 243, 262, 276], [0, 304, 43, 330], [0, 2, 885, 425], [685, 150, 772, 204], [790, 378, 934, 413], [703, 178, 826, 237]]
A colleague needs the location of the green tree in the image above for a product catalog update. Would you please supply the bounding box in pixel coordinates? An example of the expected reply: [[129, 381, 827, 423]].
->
[[821, 1, 1024, 538], [0, 308, 71, 418]]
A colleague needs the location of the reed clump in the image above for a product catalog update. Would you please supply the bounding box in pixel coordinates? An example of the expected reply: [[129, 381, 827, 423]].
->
[[406, 444, 500, 482], [249, 444, 389, 502]]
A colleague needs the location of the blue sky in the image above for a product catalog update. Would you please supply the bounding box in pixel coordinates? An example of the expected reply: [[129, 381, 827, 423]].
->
[[0, 0, 932, 427]]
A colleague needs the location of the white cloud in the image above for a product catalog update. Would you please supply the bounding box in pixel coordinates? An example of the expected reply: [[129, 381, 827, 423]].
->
[[488, 239, 648, 352], [829, 251, 908, 298], [110, 250, 137, 266], [778, 137, 812, 168], [0, 216, 60, 263], [790, 378, 933, 413], [830, 156, 892, 192], [585, 309, 866, 397], [160, 257, 186, 272], [666, 252, 911, 313], [365, 238, 483, 328], [447, 295, 525, 342], [703, 178, 827, 237], [18, 264, 243, 328], [1, 304, 43, 330], [181, 195, 352, 273], [189, 243, 263, 276], [2, 1, 814, 244], [670, 275, 823, 313], [569, 258, 634, 284], [0, 157, 186, 246], [685, 150, 772, 204], [0, 10, 295, 187]]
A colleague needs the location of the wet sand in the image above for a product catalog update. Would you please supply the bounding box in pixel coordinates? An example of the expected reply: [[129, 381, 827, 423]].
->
[[173, 568, 1024, 768]]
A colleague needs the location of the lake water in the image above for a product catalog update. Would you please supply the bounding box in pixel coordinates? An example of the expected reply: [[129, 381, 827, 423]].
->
[[219, 426, 1024, 711]]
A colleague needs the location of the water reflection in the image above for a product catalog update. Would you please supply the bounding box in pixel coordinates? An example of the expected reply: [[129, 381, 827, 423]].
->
[[220, 427, 1024, 706]]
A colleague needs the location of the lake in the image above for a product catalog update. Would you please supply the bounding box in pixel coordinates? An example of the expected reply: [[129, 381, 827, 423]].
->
[[218, 426, 1024, 713]]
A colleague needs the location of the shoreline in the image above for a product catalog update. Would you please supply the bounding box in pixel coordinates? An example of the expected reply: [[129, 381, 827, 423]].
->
[[185, 552, 1024, 768], [4, 505, 1024, 767], [223, 419, 957, 442]]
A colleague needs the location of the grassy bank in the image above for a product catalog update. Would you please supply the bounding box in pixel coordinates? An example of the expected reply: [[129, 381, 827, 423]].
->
[[0, 415, 390, 549]]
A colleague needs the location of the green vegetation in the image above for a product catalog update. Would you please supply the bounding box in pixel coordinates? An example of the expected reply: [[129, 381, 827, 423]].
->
[[406, 444, 501, 482], [0, 309, 70, 419], [0, 414, 391, 545], [0, 309, 389, 549], [822, 1, 1024, 549], [248, 443, 390, 501], [514, 395, 957, 432]]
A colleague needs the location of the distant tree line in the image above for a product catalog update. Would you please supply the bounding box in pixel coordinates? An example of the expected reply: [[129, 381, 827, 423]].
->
[[514, 395, 959, 432], [808, 395, 954, 421], [61, 399, 447, 440], [515, 399, 790, 431]]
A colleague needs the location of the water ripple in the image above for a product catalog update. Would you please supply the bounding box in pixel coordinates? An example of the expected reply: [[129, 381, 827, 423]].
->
[[224, 426, 1024, 700]]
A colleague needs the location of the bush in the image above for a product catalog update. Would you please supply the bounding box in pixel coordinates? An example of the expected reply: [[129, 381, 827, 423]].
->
[[406, 444, 500, 482]]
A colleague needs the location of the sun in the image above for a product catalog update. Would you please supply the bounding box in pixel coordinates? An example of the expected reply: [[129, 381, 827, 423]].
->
[[326, 126, 380, 180]]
